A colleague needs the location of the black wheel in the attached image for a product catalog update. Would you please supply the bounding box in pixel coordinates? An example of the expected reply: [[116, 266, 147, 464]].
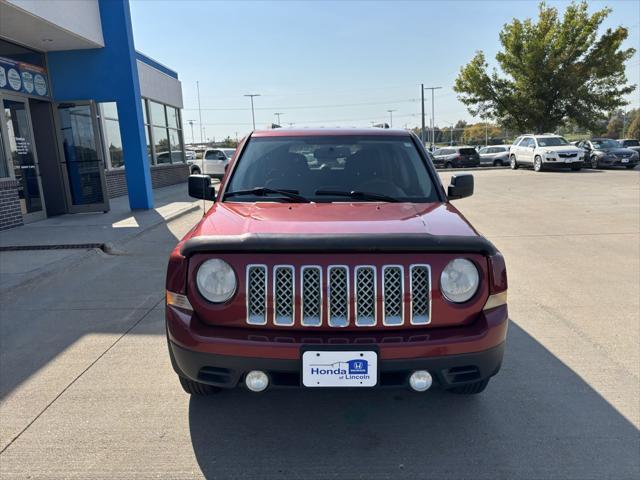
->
[[533, 155, 543, 172], [445, 162, 453, 169], [625, 164, 636, 169], [448, 378, 490, 395], [590, 155, 599, 169], [179, 376, 221, 395], [493, 159, 504, 167], [191, 166, 201, 175], [510, 155, 519, 169], [570, 164, 581, 171]]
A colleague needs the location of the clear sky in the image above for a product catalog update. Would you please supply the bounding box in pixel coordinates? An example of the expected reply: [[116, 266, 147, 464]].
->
[[130, 0, 640, 142]]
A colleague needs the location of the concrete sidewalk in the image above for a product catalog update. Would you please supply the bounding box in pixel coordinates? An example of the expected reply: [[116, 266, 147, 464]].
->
[[0, 183, 208, 292]]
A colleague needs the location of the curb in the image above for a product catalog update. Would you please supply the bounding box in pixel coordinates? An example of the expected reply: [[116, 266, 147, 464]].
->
[[0, 202, 201, 295]]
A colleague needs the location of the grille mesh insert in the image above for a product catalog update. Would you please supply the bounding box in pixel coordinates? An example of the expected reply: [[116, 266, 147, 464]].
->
[[273, 266, 294, 325], [410, 265, 430, 324], [328, 266, 349, 327], [355, 266, 376, 326], [301, 267, 322, 326], [383, 266, 403, 325], [247, 265, 267, 325]]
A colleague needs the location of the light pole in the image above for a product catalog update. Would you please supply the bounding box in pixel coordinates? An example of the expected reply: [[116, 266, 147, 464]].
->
[[387, 109, 396, 128], [420, 84, 425, 144], [274, 112, 284, 125], [423, 86, 442, 148], [187, 120, 196, 144], [244, 94, 260, 130], [196, 81, 204, 142]]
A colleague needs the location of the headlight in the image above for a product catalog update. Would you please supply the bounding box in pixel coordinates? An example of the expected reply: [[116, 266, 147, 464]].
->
[[196, 259, 237, 303], [440, 258, 480, 303]]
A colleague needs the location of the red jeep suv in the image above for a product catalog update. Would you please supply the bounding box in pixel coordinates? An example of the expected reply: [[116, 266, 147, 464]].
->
[[166, 129, 508, 395]]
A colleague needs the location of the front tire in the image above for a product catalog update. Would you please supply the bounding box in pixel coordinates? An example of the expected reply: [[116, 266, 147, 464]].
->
[[510, 155, 519, 169], [590, 155, 599, 169], [533, 155, 543, 172], [445, 162, 453, 169], [191, 166, 201, 175], [179, 376, 221, 396], [493, 159, 504, 167], [570, 164, 581, 171], [448, 378, 490, 395], [625, 164, 636, 169]]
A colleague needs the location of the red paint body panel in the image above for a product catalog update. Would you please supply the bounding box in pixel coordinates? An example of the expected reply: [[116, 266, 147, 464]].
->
[[167, 304, 508, 360]]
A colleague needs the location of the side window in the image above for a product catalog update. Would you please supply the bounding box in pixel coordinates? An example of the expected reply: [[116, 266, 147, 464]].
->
[[204, 150, 220, 160]]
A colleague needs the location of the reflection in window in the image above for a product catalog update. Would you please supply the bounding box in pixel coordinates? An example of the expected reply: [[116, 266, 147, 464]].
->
[[153, 126, 170, 164], [103, 119, 123, 168], [150, 101, 166, 126]]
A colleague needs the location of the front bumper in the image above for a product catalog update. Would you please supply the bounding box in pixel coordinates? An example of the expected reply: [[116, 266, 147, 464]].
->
[[167, 304, 508, 390], [598, 157, 638, 167]]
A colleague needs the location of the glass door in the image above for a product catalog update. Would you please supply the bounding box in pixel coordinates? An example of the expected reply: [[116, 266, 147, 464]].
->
[[57, 101, 109, 213], [2, 95, 46, 222]]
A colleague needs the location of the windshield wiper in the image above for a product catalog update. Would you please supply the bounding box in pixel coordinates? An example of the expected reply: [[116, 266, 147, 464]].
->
[[224, 187, 311, 203], [315, 190, 400, 202]]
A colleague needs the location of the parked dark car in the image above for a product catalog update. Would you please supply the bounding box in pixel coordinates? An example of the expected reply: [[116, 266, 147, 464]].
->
[[432, 146, 480, 168], [577, 138, 639, 169], [477, 145, 510, 166], [617, 139, 640, 155]]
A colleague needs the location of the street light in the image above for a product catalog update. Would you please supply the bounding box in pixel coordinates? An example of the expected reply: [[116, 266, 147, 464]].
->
[[274, 112, 284, 125], [423, 86, 442, 147], [387, 109, 396, 128], [244, 94, 261, 130]]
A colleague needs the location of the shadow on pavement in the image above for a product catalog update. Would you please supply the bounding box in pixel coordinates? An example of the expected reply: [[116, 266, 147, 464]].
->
[[188, 322, 639, 479]]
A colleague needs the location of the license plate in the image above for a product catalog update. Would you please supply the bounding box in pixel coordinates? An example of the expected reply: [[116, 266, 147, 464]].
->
[[622, 158, 629, 163], [302, 350, 378, 387]]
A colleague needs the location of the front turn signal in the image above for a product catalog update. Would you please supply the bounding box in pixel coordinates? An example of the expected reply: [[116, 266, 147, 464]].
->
[[166, 291, 193, 311], [483, 291, 507, 311]]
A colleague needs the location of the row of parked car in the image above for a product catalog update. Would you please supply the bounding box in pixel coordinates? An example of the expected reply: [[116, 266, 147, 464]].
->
[[431, 136, 639, 172]]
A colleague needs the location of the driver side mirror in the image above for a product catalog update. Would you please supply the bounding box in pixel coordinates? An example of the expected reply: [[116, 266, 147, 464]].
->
[[448, 174, 474, 200], [188, 174, 216, 200]]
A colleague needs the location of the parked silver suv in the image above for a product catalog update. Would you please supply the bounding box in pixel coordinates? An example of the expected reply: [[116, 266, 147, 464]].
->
[[510, 135, 584, 172]]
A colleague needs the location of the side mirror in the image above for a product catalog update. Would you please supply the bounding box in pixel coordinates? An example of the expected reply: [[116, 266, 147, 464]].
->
[[448, 173, 474, 200], [188, 174, 216, 200]]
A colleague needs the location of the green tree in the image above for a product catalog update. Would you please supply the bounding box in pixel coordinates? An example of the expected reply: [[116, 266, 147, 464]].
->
[[605, 111, 624, 138], [626, 110, 640, 140], [454, 1, 636, 133]]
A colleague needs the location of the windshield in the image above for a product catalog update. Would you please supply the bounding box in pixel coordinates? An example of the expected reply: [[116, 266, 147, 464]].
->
[[224, 135, 439, 203], [592, 139, 621, 149], [223, 149, 236, 158], [537, 136, 569, 147]]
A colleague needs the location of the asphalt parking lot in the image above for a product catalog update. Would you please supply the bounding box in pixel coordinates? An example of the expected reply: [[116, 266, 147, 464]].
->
[[0, 168, 638, 479]]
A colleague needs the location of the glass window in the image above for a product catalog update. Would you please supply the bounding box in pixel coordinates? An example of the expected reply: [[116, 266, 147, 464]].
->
[[153, 126, 170, 164], [0, 129, 9, 178], [537, 136, 569, 147], [167, 106, 179, 129], [141, 98, 148, 124], [144, 125, 152, 163], [167, 128, 183, 162], [591, 139, 620, 149], [150, 101, 167, 127], [101, 102, 118, 119], [103, 119, 123, 168], [225, 135, 439, 203]]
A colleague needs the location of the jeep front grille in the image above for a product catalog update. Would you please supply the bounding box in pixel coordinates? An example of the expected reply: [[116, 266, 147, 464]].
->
[[245, 264, 431, 328]]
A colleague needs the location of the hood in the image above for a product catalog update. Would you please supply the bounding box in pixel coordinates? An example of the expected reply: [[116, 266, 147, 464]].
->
[[595, 147, 636, 155], [188, 202, 480, 240], [540, 145, 581, 153]]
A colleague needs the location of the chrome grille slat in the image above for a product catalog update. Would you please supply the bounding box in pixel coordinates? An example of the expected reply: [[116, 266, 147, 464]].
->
[[355, 266, 376, 326], [410, 265, 431, 325], [246, 263, 428, 328], [301, 266, 322, 326], [328, 266, 349, 327], [246, 265, 267, 325], [382, 265, 404, 326], [273, 266, 294, 326]]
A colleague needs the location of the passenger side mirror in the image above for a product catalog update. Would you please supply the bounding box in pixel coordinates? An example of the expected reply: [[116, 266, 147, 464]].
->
[[448, 174, 474, 200], [188, 174, 216, 200]]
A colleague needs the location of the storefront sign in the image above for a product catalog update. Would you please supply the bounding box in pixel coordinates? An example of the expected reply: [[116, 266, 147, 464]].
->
[[0, 57, 49, 98]]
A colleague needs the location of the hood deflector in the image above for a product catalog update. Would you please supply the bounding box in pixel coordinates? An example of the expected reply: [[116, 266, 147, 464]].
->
[[180, 233, 497, 257]]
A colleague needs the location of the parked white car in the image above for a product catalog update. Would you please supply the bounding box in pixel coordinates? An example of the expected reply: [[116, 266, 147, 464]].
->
[[509, 134, 584, 172], [188, 148, 236, 178]]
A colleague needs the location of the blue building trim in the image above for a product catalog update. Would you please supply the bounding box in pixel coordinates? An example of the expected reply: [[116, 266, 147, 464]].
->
[[46, 0, 153, 210], [135, 51, 178, 79]]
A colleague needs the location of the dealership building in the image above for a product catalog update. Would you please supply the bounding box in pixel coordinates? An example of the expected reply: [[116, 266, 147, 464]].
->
[[0, 0, 188, 230]]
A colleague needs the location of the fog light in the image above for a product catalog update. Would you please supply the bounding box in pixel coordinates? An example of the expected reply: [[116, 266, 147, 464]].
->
[[409, 370, 433, 392], [245, 370, 269, 392]]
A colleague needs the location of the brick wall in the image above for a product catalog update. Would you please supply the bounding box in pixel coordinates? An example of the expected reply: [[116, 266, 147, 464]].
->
[[0, 179, 24, 231], [105, 163, 189, 198]]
